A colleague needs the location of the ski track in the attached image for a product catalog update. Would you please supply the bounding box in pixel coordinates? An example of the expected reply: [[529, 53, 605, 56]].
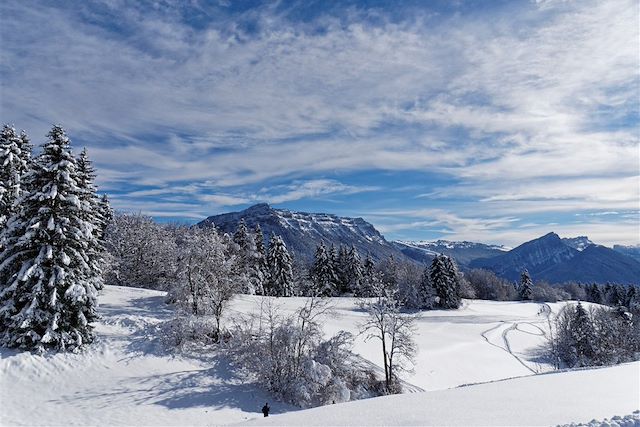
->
[[2, 289, 578, 426], [479, 302, 553, 375]]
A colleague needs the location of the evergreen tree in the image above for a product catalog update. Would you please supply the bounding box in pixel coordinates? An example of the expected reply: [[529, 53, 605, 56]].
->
[[0, 125, 31, 231], [359, 253, 377, 297], [252, 225, 267, 295], [429, 255, 461, 309], [571, 302, 597, 366], [519, 269, 534, 301], [98, 194, 113, 239], [417, 266, 435, 309], [335, 245, 350, 293], [624, 286, 637, 309], [76, 148, 105, 290], [266, 233, 294, 297], [310, 242, 338, 296], [344, 246, 364, 295], [0, 126, 99, 351], [233, 219, 251, 253], [589, 283, 603, 304], [231, 219, 257, 293]]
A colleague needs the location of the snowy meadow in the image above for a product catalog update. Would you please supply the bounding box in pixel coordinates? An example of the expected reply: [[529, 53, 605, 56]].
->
[[1, 0, 639, 424]]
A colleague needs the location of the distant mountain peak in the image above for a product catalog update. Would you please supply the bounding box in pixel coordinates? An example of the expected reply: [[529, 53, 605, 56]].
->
[[199, 204, 404, 263], [471, 232, 640, 284], [562, 236, 594, 251]]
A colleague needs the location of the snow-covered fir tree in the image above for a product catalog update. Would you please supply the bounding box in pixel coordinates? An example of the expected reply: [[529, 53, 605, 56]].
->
[[97, 194, 113, 240], [232, 219, 252, 253], [310, 242, 339, 296], [358, 253, 377, 297], [571, 301, 597, 366], [265, 233, 294, 296], [519, 270, 534, 301], [342, 246, 364, 295], [429, 254, 461, 309], [588, 283, 603, 304], [0, 126, 99, 351], [231, 219, 257, 293], [252, 224, 267, 295], [75, 148, 105, 290], [417, 266, 435, 309], [335, 245, 350, 293], [0, 125, 31, 232]]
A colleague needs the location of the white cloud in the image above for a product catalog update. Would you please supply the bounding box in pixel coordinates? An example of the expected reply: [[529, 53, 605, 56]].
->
[[1, 0, 637, 244]]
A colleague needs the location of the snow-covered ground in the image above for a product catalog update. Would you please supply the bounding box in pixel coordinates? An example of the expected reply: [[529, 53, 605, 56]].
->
[[1, 286, 638, 426], [244, 363, 640, 426]]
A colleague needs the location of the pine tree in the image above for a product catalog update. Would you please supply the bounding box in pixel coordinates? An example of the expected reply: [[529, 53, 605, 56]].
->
[[429, 255, 461, 309], [345, 246, 364, 295], [76, 148, 105, 290], [335, 245, 350, 294], [266, 233, 294, 297], [519, 269, 534, 301], [0, 125, 31, 231], [252, 225, 267, 295], [571, 302, 597, 366], [589, 283, 603, 304], [417, 266, 435, 309], [0, 126, 99, 351], [359, 253, 377, 297], [97, 194, 113, 239], [310, 242, 339, 296], [231, 219, 257, 293], [233, 219, 251, 253]]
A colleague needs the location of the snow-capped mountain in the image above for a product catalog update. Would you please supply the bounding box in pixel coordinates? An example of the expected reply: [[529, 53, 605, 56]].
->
[[393, 240, 508, 268], [470, 232, 640, 284], [199, 203, 404, 262], [561, 236, 594, 251], [613, 244, 640, 263]]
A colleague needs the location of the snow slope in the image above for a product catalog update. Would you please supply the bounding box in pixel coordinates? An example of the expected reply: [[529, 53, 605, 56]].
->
[[0, 286, 288, 426], [243, 362, 640, 426], [1, 286, 637, 426]]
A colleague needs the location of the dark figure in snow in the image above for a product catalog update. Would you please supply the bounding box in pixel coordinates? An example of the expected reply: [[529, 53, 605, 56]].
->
[[262, 403, 270, 417]]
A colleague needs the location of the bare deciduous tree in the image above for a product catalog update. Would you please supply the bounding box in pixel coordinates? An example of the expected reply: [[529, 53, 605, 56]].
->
[[360, 284, 417, 393]]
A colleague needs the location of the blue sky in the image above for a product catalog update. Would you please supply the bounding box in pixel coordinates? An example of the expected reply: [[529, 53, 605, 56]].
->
[[1, 0, 638, 246]]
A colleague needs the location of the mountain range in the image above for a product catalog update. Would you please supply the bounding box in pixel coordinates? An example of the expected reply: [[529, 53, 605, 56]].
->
[[199, 203, 404, 263], [469, 232, 640, 284], [200, 204, 640, 284]]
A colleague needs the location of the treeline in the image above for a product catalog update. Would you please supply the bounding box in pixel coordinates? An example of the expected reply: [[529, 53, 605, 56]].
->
[[105, 216, 467, 310], [549, 302, 640, 368], [104, 214, 640, 313], [0, 125, 111, 352]]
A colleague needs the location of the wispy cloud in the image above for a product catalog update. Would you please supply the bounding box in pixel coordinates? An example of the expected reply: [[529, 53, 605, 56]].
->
[[0, 0, 637, 245]]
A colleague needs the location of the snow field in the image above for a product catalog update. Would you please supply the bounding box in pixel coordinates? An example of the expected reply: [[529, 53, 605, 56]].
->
[[1, 286, 638, 426]]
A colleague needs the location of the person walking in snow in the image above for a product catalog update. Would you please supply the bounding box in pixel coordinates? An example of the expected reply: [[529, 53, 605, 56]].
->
[[262, 403, 270, 417]]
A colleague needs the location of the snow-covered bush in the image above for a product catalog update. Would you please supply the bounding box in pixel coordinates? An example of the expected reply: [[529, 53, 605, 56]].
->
[[466, 268, 517, 301], [548, 303, 640, 368], [557, 410, 640, 427], [533, 281, 571, 303], [169, 226, 238, 340], [104, 213, 178, 290], [225, 297, 384, 407], [160, 315, 223, 349]]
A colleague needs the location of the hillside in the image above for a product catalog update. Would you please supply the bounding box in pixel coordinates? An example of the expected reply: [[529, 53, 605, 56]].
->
[[393, 240, 508, 268], [199, 203, 405, 263], [2, 286, 638, 426], [245, 363, 640, 426], [471, 232, 640, 284]]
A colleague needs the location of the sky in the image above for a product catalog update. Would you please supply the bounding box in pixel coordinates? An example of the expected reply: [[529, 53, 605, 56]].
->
[[1, 0, 638, 247]]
